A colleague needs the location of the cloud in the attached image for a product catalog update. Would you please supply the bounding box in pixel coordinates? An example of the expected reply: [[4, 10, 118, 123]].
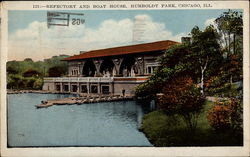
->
[[8, 14, 186, 61], [204, 18, 216, 27]]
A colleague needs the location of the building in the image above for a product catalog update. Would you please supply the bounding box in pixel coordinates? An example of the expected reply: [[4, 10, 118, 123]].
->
[[42, 40, 179, 96]]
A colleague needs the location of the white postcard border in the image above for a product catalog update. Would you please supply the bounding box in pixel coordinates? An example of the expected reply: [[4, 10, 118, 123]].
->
[[1, 1, 249, 157]]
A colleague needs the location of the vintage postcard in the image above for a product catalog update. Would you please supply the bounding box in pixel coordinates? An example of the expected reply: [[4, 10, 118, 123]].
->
[[0, 1, 249, 156]]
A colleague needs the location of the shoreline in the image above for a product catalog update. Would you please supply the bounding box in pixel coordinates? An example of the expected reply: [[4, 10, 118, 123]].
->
[[6, 89, 135, 108], [36, 95, 134, 108]]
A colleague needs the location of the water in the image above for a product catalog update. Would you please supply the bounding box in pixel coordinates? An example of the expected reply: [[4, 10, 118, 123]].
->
[[7, 93, 153, 147]]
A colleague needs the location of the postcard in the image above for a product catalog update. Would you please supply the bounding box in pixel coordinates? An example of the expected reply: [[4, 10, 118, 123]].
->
[[0, 1, 249, 157]]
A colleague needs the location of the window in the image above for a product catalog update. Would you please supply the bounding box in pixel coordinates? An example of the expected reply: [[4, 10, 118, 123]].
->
[[56, 85, 61, 91], [72, 85, 78, 92], [81, 85, 88, 93], [147, 65, 158, 74], [102, 86, 110, 94], [71, 68, 79, 76], [63, 85, 69, 91], [148, 67, 152, 74], [91, 85, 98, 93]]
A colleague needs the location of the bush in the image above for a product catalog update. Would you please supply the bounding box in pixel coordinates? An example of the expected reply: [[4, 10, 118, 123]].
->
[[48, 66, 66, 77], [207, 104, 231, 130], [7, 74, 43, 90], [207, 98, 242, 131], [26, 77, 36, 88], [135, 81, 154, 98], [159, 76, 206, 133], [7, 74, 23, 89], [33, 78, 43, 89], [23, 69, 41, 77], [140, 101, 243, 146]]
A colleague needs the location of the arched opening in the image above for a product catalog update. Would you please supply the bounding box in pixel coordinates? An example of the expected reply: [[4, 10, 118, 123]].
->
[[82, 60, 96, 77], [100, 59, 115, 77], [119, 56, 136, 77]]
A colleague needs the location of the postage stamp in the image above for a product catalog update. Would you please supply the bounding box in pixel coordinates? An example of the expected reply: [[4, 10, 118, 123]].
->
[[0, 1, 249, 157]]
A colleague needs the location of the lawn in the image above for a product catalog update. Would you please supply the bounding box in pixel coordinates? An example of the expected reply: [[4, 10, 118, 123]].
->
[[140, 100, 243, 146]]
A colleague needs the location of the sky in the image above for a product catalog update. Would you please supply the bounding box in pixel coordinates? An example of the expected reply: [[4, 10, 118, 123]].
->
[[8, 9, 229, 61]]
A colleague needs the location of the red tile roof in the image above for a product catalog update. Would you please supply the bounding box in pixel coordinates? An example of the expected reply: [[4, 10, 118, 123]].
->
[[64, 40, 179, 61]]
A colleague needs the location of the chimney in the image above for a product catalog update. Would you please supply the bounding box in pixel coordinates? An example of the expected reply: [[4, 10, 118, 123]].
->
[[80, 51, 86, 54], [181, 37, 191, 44]]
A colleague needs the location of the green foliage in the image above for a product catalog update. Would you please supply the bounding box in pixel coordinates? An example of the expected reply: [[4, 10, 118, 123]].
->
[[215, 9, 243, 57], [7, 55, 69, 77], [25, 77, 36, 88], [7, 74, 23, 89], [7, 74, 43, 90], [33, 78, 43, 89], [214, 10, 243, 87], [136, 25, 224, 97], [7, 55, 69, 89], [140, 111, 183, 146], [43, 55, 69, 76], [138, 9, 243, 147], [23, 69, 41, 77], [190, 25, 223, 95], [135, 44, 193, 97], [140, 101, 243, 146], [48, 66, 66, 77], [7, 66, 18, 74], [190, 25, 223, 70]]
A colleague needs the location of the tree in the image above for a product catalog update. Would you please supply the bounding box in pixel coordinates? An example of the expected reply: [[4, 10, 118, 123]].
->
[[23, 69, 41, 77], [135, 44, 193, 98], [7, 61, 21, 74], [215, 10, 243, 85], [159, 75, 206, 133], [7, 74, 23, 89], [190, 25, 222, 95], [48, 66, 66, 77], [215, 10, 243, 58], [24, 58, 34, 62], [7, 66, 18, 74], [33, 78, 43, 89]]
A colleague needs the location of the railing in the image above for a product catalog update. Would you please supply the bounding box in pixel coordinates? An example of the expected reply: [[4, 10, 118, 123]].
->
[[44, 76, 148, 83], [44, 77, 114, 83]]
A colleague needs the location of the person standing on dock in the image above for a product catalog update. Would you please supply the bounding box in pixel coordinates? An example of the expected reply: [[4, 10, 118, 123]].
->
[[122, 89, 125, 97]]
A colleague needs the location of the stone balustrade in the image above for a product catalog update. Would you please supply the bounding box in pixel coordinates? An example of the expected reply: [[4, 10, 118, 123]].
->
[[44, 77, 114, 83], [43, 76, 148, 95]]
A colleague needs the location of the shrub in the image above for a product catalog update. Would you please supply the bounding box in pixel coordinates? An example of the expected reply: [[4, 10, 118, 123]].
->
[[8, 74, 24, 89], [207, 98, 242, 131], [23, 69, 41, 77], [207, 104, 231, 130], [48, 66, 66, 77], [159, 76, 206, 133], [26, 77, 36, 88], [135, 81, 154, 98], [7, 74, 43, 90], [33, 78, 43, 89]]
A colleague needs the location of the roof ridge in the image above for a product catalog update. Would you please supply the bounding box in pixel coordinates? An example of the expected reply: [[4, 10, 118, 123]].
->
[[84, 40, 177, 52], [64, 40, 179, 61]]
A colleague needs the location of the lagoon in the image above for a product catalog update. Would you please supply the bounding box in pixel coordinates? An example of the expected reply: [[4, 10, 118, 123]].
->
[[7, 93, 153, 147]]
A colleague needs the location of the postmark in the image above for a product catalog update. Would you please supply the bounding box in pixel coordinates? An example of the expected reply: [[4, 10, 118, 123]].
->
[[47, 11, 85, 28]]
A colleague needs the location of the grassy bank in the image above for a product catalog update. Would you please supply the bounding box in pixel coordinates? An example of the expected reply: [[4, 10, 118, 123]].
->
[[140, 101, 243, 146]]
